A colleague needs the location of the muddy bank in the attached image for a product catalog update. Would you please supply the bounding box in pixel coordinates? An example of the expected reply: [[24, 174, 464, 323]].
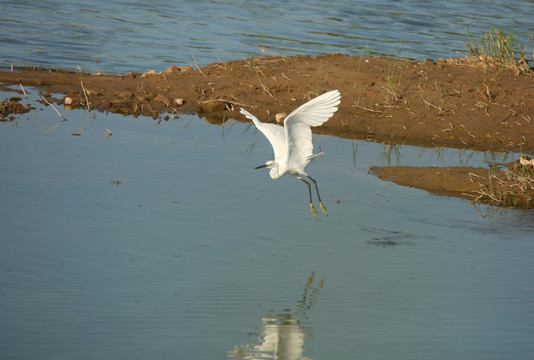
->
[[371, 159, 534, 208], [1, 54, 533, 153]]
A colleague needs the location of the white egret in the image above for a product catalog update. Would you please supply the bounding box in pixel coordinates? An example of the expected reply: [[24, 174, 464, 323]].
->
[[240, 90, 341, 220]]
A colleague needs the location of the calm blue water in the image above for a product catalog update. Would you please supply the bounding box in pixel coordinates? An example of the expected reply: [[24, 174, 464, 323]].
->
[[1, 2, 534, 359], [1, 0, 533, 73], [1, 86, 533, 360]]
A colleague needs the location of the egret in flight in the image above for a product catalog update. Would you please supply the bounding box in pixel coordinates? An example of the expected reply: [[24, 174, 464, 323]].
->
[[240, 90, 341, 220]]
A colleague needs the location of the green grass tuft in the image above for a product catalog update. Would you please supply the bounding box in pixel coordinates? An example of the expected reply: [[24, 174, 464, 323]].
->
[[464, 27, 533, 74]]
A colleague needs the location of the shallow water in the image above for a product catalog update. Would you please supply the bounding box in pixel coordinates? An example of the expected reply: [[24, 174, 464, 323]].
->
[[1, 0, 533, 72], [1, 87, 534, 359], [2, 1, 534, 358]]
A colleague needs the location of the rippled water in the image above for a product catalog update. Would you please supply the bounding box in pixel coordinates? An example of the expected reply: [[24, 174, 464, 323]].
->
[[2, 1, 534, 359], [1, 86, 533, 359], [1, 0, 533, 73]]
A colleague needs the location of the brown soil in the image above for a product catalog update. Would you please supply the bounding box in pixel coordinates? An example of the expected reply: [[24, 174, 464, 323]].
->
[[0, 96, 33, 121], [1, 54, 533, 207], [371, 161, 534, 208]]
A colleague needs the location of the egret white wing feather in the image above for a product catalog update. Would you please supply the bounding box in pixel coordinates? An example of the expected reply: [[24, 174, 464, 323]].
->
[[284, 90, 340, 165], [240, 108, 286, 161]]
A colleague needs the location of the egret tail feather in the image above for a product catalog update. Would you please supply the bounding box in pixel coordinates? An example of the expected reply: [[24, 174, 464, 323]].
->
[[307, 152, 324, 161]]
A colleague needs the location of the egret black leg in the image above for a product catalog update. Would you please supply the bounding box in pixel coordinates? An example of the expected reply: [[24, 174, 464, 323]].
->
[[306, 175, 328, 216], [295, 175, 318, 220]]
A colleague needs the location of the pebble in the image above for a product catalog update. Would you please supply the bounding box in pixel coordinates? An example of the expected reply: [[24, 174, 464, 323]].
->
[[153, 93, 170, 106], [198, 101, 226, 112], [64, 96, 73, 105], [165, 65, 193, 74], [519, 155, 534, 167], [142, 70, 159, 77], [275, 112, 287, 123]]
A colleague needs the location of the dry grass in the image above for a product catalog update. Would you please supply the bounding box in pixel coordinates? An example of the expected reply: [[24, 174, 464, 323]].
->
[[80, 81, 91, 111], [468, 160, 534, 208]]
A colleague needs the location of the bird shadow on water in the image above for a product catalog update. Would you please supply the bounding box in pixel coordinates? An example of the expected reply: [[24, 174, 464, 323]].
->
[[228, 271, 324, 360]]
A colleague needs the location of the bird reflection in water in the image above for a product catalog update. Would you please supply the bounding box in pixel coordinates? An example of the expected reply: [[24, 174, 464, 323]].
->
[[229, 272, 324, 360]]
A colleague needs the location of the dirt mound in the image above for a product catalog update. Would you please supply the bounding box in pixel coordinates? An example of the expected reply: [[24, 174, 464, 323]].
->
[[1, 54, 533, 153]]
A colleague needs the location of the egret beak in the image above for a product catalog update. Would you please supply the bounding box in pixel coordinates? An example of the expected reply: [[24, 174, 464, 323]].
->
[[255, 164, 268, 169]]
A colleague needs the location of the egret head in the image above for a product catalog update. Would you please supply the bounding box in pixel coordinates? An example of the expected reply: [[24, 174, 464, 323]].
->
[[254, 160, 274, 170], [255, 160, 281, 179]]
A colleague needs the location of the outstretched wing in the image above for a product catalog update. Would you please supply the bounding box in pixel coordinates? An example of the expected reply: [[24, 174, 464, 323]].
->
[[284, 90, 341, 164], [240, 108, 286, 161]]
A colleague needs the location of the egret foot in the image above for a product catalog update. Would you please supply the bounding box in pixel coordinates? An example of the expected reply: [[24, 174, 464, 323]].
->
[[310, 203, 318, 220], [319, 202, 328, 216]]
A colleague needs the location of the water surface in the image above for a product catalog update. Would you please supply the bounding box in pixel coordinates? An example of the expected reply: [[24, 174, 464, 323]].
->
[[1, 0, 533, 72], [2, 1, 534, 358], [1, 87, 533, 359]]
